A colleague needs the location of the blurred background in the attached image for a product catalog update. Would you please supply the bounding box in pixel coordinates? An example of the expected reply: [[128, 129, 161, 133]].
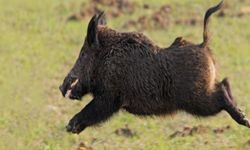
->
[[0, 0, 250, 149]]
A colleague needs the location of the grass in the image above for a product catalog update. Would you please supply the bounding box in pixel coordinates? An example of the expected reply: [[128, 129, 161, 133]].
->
[[0, 0, 250, 149]]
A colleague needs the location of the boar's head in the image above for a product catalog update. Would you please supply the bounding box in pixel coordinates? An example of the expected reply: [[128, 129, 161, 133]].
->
[[59, 12, 105, 97]]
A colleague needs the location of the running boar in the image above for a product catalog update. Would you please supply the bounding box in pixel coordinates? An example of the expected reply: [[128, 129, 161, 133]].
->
[[59, 1, 250, 134]]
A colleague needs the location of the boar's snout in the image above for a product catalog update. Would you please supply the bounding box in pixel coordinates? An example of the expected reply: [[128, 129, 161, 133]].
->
[[59, 74, 77, 97], [59, 84, 68, 97]]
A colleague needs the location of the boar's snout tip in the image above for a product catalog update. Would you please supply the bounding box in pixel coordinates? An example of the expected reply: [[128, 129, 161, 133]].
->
[[59, 85, 66, 97]]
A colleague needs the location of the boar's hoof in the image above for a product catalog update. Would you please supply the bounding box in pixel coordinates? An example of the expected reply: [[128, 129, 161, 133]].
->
[[66, 115, 86, 134], [66, 124, 73, 132]]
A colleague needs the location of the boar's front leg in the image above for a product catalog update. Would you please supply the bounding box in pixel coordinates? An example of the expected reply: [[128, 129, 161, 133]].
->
[[69, 81, 89, 100], [66, 95, 121, 134]]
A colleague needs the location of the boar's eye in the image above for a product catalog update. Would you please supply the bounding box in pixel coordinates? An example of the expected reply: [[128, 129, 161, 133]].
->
[[86, 12, 105, 47]]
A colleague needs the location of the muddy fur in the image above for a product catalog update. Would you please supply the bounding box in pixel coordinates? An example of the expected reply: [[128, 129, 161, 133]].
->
[[59, 1, 250, 134]]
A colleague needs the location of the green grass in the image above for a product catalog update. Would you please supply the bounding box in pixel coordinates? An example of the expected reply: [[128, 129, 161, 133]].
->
[[0, 0, 250, 149]]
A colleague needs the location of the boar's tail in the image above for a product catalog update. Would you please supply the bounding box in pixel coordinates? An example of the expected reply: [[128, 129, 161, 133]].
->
[[201, 1, 224, 47]]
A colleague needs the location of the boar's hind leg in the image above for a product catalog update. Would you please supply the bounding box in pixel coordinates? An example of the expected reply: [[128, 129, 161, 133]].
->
[[66, 95, 121, 134], [221, 78, 250, 128]]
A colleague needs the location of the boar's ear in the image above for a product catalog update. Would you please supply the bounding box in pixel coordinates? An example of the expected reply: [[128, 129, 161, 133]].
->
[[99, 14, 106, 26], [86, 12, 105, 47]]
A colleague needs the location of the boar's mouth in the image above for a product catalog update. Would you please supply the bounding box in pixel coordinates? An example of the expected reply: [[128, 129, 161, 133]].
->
[[59, 73, 78, 97]]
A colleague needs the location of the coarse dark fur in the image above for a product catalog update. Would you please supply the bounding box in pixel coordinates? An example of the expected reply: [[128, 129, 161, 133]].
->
[[59, 1, 250, 134]]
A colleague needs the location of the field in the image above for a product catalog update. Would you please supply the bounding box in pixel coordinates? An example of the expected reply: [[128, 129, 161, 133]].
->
[[1, 0, 250, 149]]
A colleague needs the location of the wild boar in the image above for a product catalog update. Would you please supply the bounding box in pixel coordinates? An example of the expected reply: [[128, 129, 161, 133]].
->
[[59, 1, 249, 134]]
